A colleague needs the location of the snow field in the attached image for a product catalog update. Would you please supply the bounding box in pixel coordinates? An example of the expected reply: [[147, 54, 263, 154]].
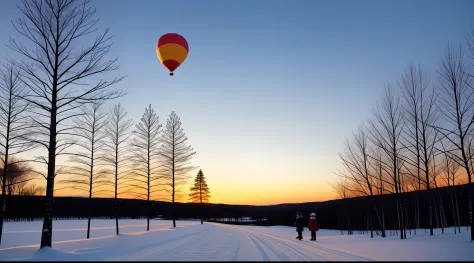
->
[[0, 219, 472, 261]]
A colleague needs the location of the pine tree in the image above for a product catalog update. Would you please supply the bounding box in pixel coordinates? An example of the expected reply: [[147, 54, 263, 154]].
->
[[189, 169, 210, 224]]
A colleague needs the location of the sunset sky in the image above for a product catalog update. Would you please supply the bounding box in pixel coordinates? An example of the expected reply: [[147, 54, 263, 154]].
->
[[0, 0, 473, 205]]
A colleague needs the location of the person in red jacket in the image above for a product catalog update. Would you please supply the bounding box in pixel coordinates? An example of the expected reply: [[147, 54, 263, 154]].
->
[[308, 212, 319, 241]]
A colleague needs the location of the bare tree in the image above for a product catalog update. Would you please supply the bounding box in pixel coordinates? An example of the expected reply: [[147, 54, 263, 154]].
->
[[0, 61, 34, 244], [418, 83, 439, 237], [338, 126, 375, 196], [338, 125, 380, 238], [466, 22, 474, 73], [159, 111, 196, 228], [330, 177, 351, 199], [370, 147, 387, 237], [440, 139, 462, 234], [8, 0, 124, 248], [367, 86, 406, 239], [189, 169, 211, 224], [429, 146, 448, 233], [2, 160, 32, 196], [103, 103, 132, 235], [22, 183, 46, 196], [58, 102, 108, 239], [399, 63, 439, 236], [399, 63, 423, 232], [435, 43, 474, 240], [330, 177, 353, 235], [130, 104, 162, 231]]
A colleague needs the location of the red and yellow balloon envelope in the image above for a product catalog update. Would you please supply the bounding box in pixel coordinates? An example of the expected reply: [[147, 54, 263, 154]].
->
[[156, 33, 189, 76]]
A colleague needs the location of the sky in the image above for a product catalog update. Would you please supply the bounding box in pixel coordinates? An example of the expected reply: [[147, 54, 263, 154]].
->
[[0, 0, 473, 205]]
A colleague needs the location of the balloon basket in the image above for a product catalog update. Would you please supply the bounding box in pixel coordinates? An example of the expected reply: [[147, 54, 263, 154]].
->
[[169, 72, 174, 76]]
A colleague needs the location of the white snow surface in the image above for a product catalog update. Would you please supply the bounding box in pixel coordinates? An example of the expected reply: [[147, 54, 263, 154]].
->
[[0, 219, 472, 261]]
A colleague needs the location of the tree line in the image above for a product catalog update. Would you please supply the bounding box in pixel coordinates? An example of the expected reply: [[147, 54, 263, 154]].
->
[[2, 183, 468, 234], [0, 0, 211, 248], [332, 23, 474, 241]]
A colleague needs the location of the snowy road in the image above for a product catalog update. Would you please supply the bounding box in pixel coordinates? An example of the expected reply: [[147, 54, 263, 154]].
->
[[225, 224, 373, 261], [0, 219, 472, 261], [0, 220, 373, 261], [118, 224, 373, 261]]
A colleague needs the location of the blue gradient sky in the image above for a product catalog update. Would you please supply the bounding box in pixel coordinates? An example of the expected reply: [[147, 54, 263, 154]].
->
[[0, 0, 473, 204]]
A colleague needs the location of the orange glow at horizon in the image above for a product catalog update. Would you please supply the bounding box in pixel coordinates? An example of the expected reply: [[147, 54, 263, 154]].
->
[[54, 185, 338, 205], [55, 172, 337, 205], [21, 139, 343, 206]]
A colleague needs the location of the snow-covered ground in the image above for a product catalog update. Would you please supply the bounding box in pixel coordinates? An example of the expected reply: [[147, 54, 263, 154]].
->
[[0, 219, 472, 261]]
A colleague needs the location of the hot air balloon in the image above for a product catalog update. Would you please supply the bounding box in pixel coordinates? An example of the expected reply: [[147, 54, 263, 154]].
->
[[156, 33, 189, 76]]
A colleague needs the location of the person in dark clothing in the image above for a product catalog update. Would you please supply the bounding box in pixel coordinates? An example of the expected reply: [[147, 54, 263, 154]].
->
[[294, 211, 304, 240]]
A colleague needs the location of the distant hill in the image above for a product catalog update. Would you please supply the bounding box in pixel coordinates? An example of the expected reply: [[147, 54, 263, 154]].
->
[[4, 184, 471, 231]]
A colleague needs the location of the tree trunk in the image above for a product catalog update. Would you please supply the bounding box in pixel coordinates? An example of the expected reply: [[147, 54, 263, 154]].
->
[[0, 86, 13, 245], [381, 203, 386, 237], [347, 216, 351, 235], [455, 191, 461, 233], [428, 192, 433, 235], [433, 196, 439, 230], [172, 134, 176, 228], [147, 140, 151, 231], [369, 205, 373, 238], [112, 118, 119, 234], [40, 167, 55, 248], [414, 196, 418, 234], [200, 175, 203, 225], [396, 199, 401, 239], [114, 153, 119, 235], [172, 173, 175, 228], [451, 191, 457, 234], [373, 203, 385, 237], [439, 193, 446, 234], [338, 214, 343, 235], [0, 148, 9, 245], [400, 199, 406, 239], [87, 139, 94, 239], [87, 184, 92, 239], [40, 93, 57, 248], [405, 207, 410, 236], [147, 176, 150, 231], [469, 181, 474, 240]]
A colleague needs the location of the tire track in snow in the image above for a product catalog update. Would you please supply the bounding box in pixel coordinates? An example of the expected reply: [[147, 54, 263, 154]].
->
[[157, 225, 239, 261], [264, 235, 327, 261], [230, 225, 374, 261], [102, 226, 211, 261], [297, 240, 375, 261], [138, 236, 202, 261], [219, 223, 314, 261], [137, 226, 212, 261], [238, 226, 327, 261], [243, 226, 363, 261], [243, 228, 316, 261], [244, 232, 272, 261]]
